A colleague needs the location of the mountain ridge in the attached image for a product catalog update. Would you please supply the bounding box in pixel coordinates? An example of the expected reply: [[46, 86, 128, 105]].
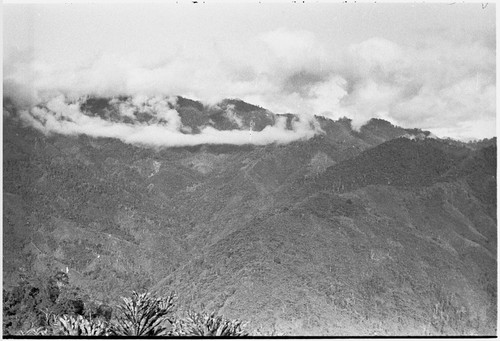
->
[[3, 96, 497, 335]]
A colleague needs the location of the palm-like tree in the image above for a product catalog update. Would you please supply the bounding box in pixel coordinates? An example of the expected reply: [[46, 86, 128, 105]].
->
[[112, 291, 176, 336], [172, 311, 249, 337]]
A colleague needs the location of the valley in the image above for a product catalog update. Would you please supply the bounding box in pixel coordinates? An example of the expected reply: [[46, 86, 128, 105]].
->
[[3, 96, 497, 335]]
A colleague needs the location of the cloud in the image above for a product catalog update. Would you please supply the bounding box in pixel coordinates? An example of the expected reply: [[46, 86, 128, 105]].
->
[[223, 104, 244, 129], [16, 96, 321, 147], [4, 27, 496, 141], [337, 36, 496, 135]]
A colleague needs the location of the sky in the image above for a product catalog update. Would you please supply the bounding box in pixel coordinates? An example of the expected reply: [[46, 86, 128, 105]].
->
[[3, 2, 497, 142]]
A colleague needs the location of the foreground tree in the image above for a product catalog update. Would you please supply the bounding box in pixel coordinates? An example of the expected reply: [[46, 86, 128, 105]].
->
[[7, 289, 251, 337], [112, 291, 176, 336]]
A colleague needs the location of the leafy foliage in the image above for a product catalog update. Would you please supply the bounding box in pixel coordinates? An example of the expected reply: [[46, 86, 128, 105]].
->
[[3, 105, 497, 336], [171, 311, 249, 337], [2, 271, 84, 335], [7, 287, 251, 337], [112, 291, 176, 336], [2, 271, 110, 336], [16, 326, 51, 336], [56, 314, 111, 336], [15, 314, 110, 336]]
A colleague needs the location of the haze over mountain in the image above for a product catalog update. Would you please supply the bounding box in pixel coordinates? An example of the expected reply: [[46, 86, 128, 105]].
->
[[3, 95, 496, 335], [3, 4, 496, 140], [6, 95, 321, 148], [3, 2, 496, 336]]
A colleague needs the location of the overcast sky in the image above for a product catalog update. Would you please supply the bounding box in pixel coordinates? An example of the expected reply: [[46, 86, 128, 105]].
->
[[3, 2, 496, 140]]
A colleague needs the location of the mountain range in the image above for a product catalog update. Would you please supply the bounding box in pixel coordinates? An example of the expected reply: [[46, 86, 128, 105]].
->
[[3, 96, 497, 335]]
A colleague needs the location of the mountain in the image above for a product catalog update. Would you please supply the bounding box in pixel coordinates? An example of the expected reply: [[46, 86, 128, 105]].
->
[[2, 96, 497, 336]]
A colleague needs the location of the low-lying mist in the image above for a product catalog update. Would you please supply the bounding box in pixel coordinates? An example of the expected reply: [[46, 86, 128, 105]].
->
[[8, 95, 322, 148]]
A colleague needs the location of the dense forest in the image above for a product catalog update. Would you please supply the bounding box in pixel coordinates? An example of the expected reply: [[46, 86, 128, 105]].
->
[[3, 270, 250, 336]]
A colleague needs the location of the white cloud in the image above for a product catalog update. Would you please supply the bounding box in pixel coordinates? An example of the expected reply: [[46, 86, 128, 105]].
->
[[337, 37, 495, 136], [4, 27, 496, 141], [17, 96, 321, 147], [223, 104, 244, 129]]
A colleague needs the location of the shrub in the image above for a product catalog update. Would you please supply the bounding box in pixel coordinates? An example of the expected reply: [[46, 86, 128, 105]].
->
[[2, 270, 84, 335], [15, 315, 109, 336], [171, 311, 249, 337], [55, 314, 110, 336], [112, 291, 176, 336], [7, 287, 253, 337], [16, 326, 51, 336]]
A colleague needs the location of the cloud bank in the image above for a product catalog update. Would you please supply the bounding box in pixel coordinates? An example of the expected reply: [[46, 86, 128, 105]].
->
[[14, 96, 320, 147], [4, 24, 496, 141]]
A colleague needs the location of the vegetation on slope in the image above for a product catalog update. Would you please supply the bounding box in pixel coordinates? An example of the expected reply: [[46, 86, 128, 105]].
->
[[4, 272, 248, 337], [3, 98, 497, 336]]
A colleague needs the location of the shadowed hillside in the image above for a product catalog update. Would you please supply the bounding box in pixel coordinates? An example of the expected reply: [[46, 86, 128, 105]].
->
[[3, 96, 496, 336]]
